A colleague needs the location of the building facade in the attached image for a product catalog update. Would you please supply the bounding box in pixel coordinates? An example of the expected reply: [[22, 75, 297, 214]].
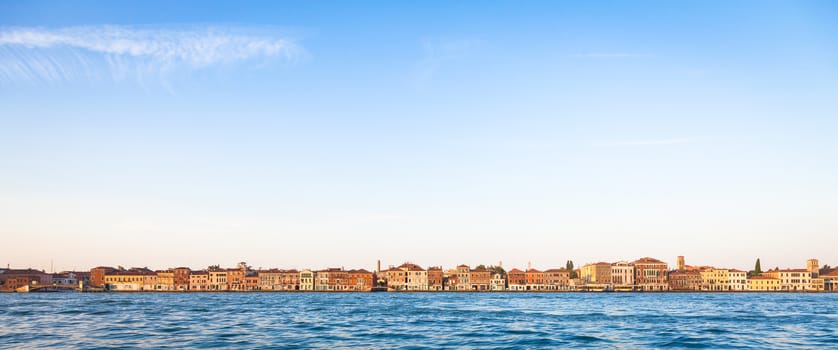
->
[[611, 261, 635, 288], [428, 267, 444, 291], [747, 276, 781, 291], [544, 269, 571, 291], [189, 271, 209, 291], [580, 262, 612, 285], [507, 268, 526, 291], [633, 257, 668, 291], [470, 268, 491, 291], [299, 270, 314, 291], [669, 270, 702, 291], [761, 269, 812, 291]]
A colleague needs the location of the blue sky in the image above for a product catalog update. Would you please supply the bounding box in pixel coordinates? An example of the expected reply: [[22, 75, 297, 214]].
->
[[1, 1, 837, 272]]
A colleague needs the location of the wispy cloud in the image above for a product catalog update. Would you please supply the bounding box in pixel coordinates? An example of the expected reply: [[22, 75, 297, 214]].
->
[[0, 25, 301, 86], [595, 138, 690, 147], [414, 38, 482, 85], [570, 53, 653, 59]]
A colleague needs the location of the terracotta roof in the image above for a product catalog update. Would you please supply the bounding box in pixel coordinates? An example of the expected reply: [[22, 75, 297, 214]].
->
[[526, 268, 542, 273], [748, 276, 778, 280], [397, 263, 425, 271], [768, 269, 809, 273], [316, 268, 346, 273], [508, 268, 524, 273], [544, 268, 570, 273], [107, 270, 156, 276], [634, 257, 665, 264], [0, 269, 47, 275]]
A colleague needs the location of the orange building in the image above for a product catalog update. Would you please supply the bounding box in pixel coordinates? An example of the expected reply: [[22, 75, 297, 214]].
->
[[281, 269, 300, 291], [428, 267, 444, 291], [470, 268, 491, 291], [90, 266, 117, 287], [633, 257, 669, 291], [525, 268, 545, 291], [544, 269, 571, 291], [446, 270, 459, 290], [245, 275, 260, 291], [173, 267, 190, 291], [347, 269, 374, 291], [143, 273, 158, 291], [507, 268, 526, 291], [227, 268, 245, 291], [669, 270, 702, 291], [330, 269, 349, 291], [314, 268, 349, 291]]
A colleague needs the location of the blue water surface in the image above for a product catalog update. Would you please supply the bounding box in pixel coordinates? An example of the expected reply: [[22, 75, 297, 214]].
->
[[1, 292, 836, 349]]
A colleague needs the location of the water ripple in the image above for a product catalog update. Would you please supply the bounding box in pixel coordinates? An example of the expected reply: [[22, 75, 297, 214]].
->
[[1, 293, 837, 348]]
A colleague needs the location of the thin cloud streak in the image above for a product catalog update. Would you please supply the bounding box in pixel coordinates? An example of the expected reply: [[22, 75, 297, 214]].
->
[[414, 38, 482, 85], [595, 138, 690, 147], [571, 53, 653, 58], [0, 25, 301, 85]]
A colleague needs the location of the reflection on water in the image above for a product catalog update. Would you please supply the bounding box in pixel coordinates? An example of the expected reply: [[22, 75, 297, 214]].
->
[[1, 293, 836, 348]]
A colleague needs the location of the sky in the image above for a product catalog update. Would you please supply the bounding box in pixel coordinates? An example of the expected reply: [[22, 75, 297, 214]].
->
[[1, 1, 837, 273]]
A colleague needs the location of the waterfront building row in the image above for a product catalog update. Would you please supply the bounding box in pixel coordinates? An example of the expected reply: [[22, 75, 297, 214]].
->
[[4, 257, 838, 292], [90, 263, 375, 292], [666, 258, 834, 292]]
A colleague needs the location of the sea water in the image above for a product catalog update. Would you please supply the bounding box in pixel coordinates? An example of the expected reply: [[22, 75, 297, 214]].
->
[[1, 292, 836, 348]]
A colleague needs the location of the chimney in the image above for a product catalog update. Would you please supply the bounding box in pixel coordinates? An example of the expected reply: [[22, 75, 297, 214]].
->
[[377, 260, 381, 274]]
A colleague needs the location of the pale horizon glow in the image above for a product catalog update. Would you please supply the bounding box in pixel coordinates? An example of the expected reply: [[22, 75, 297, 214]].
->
[[1, 1, 837, 273]]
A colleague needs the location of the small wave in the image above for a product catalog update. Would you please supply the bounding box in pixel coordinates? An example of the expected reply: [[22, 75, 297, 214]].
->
[[569, 334, 611, 343], [656, 335, 714, 348]]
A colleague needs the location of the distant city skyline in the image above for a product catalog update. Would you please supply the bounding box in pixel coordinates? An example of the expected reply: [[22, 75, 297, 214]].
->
[[2, 1, 837, 272]]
